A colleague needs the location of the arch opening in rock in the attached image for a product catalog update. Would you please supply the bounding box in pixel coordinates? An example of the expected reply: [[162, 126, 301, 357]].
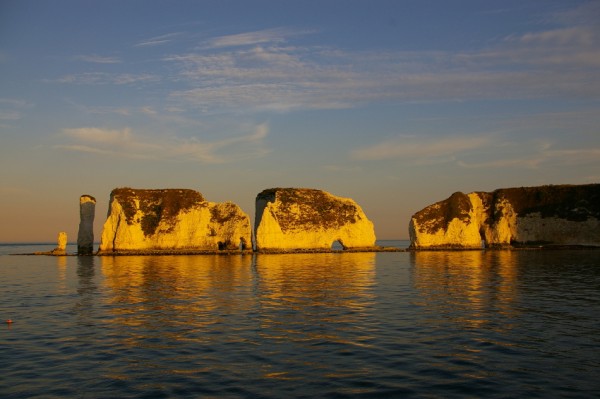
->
[[331, 240, 347, 250], [479, 227, 487, 248]]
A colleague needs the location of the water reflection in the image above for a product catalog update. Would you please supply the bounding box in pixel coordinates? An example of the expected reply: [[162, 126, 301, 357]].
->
[[253, 253, 376, 348], [98, 253, 377, 354], [76, 256, 97, 326], [410, 250, 520, 330], [55, 256, 68, 293], [100, 255, 255, 336]]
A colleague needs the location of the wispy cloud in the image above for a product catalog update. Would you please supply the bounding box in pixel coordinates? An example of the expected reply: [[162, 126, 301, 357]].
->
[[0, 98, 31, 124], [159, 4, 600, 114], [56, 123, 270, 163], [135, 32, 182, 47], [204, 27, 310, 49], [457, 144, 600, 169], [52, 72, 159, 85], [50, 4, 599, 114], [352, 135, 493, 162], [73, 54, 121, 64]]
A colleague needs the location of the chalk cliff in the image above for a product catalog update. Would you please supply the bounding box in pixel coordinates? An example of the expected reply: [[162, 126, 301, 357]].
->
[[409, 184, 600, 249], [255, 188, 376, 250], [77, 195, 96, 255], [51, 232, 68, 255], [98, 188, 251, 252]]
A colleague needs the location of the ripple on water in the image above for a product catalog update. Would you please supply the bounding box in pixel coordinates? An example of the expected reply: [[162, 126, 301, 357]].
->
[[2, 249, 600, 398]]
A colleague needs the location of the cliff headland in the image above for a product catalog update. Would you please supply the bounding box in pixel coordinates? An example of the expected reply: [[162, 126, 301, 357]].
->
[[409, 184, 600, 249]]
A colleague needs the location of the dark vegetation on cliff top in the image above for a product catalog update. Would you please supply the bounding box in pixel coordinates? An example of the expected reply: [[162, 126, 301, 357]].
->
[[413, 184, 600, 234], [413, 191, 473, 233], [492, 184, 600, 222], [112, 188, 206, 236], [210, 203, 248, 225], [257, 188, 359, 232]]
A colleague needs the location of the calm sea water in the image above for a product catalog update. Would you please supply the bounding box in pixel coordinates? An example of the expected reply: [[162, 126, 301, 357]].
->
[[1, 242, 599, 398]]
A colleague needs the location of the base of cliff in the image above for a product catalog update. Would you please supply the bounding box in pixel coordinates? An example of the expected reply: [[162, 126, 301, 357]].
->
[[95, 246, 405, 255], [256, 246, 405, 254], [409, 244, 600, 251]]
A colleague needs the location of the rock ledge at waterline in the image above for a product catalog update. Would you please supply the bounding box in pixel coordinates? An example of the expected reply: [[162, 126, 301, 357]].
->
[[97, 188, 252, 253], [409, 184, 600, 249]]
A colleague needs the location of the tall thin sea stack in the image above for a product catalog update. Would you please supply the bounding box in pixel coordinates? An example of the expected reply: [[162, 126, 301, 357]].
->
[[77, 195, 96, 255]]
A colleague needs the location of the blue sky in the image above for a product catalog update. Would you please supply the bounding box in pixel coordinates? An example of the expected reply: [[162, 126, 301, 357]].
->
[[1, 0, 599, 242]]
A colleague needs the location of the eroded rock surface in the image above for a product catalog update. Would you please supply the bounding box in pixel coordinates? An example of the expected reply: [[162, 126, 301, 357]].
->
[[98, 188, 251, 252], [77, 195, 96, 255], [255, 188, 376, 250], [51, 232, 68, 255], [409, 184, 600, 249]]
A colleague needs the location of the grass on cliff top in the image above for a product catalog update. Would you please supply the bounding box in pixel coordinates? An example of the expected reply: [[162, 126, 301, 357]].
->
[[111, 188, 206, 236], [257, 188, 360, 231], [492, 184, 600, 222], [412, 191, 473, 234], [412, 184, 600, 234]]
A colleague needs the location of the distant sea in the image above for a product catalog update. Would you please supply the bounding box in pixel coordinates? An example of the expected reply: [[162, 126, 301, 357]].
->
[[1, 241, 599, 398]]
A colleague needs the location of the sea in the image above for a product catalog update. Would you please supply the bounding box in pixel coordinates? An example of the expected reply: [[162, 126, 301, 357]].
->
[[1, 241, 599, 398]]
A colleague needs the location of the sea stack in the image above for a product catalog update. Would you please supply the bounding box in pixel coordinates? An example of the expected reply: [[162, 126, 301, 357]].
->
[[77, 195, 96, 255], [409, 184, 600, 249], [51, 232, 68, 255], [254, 188, 376, 251], [98, 188, 252, 253]]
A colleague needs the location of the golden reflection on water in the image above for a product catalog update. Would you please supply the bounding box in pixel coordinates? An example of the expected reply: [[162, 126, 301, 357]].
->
[[99, 253, 377, 354], [55, 256, 68, 293], [254, 252, 376, 308], [100, 255, 255, 327], [410, 250, 520, 330], [253, 253, 376, 348]]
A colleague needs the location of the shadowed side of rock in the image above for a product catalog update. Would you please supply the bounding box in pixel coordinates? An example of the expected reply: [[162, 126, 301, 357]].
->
[[77, 195, 96, 255]]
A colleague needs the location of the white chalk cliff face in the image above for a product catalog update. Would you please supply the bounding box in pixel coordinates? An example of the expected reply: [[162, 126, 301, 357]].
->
[[409, 184, 600, 249], [99, 188, 251, 252], [255, 188, 376, 250], [51, 232, 68, 255]]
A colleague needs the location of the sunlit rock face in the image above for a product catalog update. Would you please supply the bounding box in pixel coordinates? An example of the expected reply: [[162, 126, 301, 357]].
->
[[255, 188, 376, 250], [409, 184, 600, 249], [98, 188, 251, 252], [52, 232, 68, 255], [77, 195, 96, 255]]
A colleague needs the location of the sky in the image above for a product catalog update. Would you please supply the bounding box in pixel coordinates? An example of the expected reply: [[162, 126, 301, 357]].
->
[[1, 0, 599, 242]]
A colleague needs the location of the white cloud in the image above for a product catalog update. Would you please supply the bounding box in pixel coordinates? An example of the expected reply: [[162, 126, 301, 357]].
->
[[204, 27, 311, 49], [57, 123, 270, 164], [74, 54, 121, 64], [53, 72, 159, 85], [49, 5, 599, 114], [0, 110, 21, 120], [457, 140, 600, 170], [352, 135, 493, 162], [63, 127, 134, 145], [0, 98, 32, 123], [140, 106, 157, 115], [135, 32, 182, 47], [352, 126, 600, 171], [160, 8, 600, 114]]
